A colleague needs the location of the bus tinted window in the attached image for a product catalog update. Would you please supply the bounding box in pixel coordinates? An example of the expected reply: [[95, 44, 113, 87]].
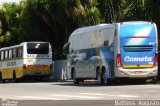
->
[[27, 43, 49, 54], [13, 49, 17, 58], [5, 50, 8, 59], [9, 50, 13, 59], [1, 51, 4, 60], [18, 47, 23, 58]]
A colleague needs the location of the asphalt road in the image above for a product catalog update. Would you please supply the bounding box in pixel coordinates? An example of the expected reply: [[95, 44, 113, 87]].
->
[[0, 81, 160, 106]]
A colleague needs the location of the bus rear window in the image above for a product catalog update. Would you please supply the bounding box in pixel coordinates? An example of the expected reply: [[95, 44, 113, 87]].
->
[[27, 43, 49, 54]]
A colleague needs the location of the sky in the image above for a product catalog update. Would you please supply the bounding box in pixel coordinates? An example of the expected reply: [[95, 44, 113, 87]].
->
[[0, 0, 21, 4]]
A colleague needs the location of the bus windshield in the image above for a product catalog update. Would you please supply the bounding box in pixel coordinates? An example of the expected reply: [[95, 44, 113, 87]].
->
[[120, 23, 155, 38], [27, 43, 49, 54]]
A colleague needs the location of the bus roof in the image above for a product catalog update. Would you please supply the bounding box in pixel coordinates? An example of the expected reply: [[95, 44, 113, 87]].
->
[[118, 21, 154, 25], [70, 21, 153, 36], [70, 24, 115, 36], [0, 41, 50, 51]]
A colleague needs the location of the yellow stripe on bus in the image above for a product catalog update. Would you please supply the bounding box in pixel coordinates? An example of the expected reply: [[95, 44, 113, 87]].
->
[[123, 64, 153, 69], [0, 66, 52, 79], [89, 32, 103, 72]]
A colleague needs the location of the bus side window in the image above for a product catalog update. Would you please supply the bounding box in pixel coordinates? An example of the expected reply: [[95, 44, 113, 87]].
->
[[9, 49, 13, 59], [1, 51, 4, 60], [18, 47, 23, 58], [13, 49, 17, 58], [16, 48, 19, 58], [5, 50, 8, 59]]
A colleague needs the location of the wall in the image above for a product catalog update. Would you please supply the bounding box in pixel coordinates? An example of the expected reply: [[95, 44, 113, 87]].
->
[[53, 60, 71, 80]]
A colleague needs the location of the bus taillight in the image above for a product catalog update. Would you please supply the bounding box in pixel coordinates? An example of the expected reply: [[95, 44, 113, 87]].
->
[[117, 54, 122, 68], [153, 53, 158, 67]]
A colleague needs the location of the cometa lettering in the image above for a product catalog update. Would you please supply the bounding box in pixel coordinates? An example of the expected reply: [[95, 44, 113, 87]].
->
[[124, 56, 152, 62]]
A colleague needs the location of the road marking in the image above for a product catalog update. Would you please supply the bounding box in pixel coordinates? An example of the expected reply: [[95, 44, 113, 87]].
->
[[80, 93, 139, 98], [49, 94, 103, 99], [16, 96, 68, 100], [4, 92, 139, 100]]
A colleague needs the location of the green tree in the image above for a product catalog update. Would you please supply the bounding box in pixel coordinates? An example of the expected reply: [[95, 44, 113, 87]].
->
[[97, 0, 123, 23], [16, 0, 101, 59], [122, 0, 148, 21], [1, 0, 160, 59], [0, 3, 21, 46], [145, 0, 160, 32]]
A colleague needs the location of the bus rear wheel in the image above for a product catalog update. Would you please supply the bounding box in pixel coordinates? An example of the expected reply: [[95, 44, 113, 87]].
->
[[0, 72, 5, 83], [13, 71, 18, 83], [102, 71, 109, 85], [102, 72, 108, 85], [73, 71, 79, 84], [97, 71, 102, 85], [102, 67, 112, 85], [97, 68, 110, 85]]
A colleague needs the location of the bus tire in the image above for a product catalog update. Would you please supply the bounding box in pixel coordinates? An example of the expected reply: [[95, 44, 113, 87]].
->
[[96, 68, 103, 85], [101, 67, 111, 85], [102, 70, 108, 85], [73, 70, 79, 84], [97, 71, 102, 85], [0, 72, 5, 83], [13, 71, 17, 83]]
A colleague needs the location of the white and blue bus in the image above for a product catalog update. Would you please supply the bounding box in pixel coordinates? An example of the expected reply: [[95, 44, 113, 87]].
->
[[64, 21, 158, 85]]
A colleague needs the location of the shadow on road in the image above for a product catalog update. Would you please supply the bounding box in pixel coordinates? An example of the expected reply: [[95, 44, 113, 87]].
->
[[51, 79, 158, 87], [1, 79, 159, 87]]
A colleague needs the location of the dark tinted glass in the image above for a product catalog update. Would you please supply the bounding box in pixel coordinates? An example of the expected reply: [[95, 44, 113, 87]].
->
[[27, 43, 49, 54]]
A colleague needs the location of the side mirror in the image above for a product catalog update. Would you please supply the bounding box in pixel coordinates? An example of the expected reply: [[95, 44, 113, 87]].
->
[[104, 40, 109, 46], [62, 42, 70, 55]]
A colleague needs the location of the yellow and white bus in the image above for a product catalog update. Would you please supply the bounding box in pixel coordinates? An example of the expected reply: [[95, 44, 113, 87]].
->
[[0, 42, 53, 82]]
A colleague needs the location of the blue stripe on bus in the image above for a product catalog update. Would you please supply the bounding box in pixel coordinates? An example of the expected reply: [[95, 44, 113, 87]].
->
[[71, 46, 114, 78]]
